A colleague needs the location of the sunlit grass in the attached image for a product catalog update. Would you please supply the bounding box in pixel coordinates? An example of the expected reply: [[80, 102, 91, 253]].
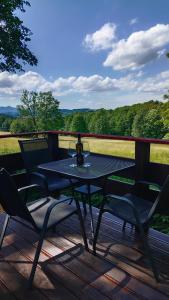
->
[[0, 132, 20, 154], [0, 132, 169, 164], [59, 135, 169, 164]]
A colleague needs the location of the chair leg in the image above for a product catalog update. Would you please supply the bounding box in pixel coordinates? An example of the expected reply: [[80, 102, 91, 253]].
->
[[0, 214, 10, 249], [122, 221, 127, 231], [69, 179, 75, 205], [75, 198, 89, 251], [82, 194, 87, 217], [28, 229, 46, 288], [93, 210, 103, 254]]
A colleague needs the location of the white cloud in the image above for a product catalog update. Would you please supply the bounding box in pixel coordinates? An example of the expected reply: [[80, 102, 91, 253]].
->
[[103, 24, 169, 70], [129, 18, 138, 25], [83, 23, 117, 52], [0, 71, 45, 95], [1, 69, 169, 107], [138, 70, 169, 93]]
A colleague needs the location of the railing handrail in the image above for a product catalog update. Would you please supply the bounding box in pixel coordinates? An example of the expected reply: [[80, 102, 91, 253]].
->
[[0, 130, 169, 145], [0, 131, 48, 139]]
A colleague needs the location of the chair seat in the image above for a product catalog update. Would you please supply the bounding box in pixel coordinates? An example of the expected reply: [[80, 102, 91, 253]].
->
[[40, 170, 78, 192], [104, 193, 153, 225], [28, 195, 77, 230], [75, 184, 102, 195]]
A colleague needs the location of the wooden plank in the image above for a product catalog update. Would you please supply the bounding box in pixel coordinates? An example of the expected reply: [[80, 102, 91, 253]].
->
[[0, 281, 16, 300], [9, 216, 168, 300], [0, 253, 45, 300], [1, 211, 169, 299], [145, 162, 169, 185], [1, 217, 145, 299], [0, 229, 78, 300], [62, 212, 169, 275], [2, 218, 118, 299], [135, 141, 150, 181], [5, 219, 133, 299], [47, 133, 59, 160], [56, 217, 169, 296]]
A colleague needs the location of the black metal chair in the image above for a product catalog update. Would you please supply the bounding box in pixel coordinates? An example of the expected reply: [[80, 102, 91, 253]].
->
[[0, 168, 88, 288], [93, 175, 169, 282], [19, 138, 77, 196]]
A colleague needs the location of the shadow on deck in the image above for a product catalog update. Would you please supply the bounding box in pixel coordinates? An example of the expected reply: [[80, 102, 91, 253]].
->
[[0, 205, 169, 300]]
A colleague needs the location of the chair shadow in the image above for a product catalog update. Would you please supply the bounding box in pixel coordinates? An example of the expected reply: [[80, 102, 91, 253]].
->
[[40, 243, 133, 297], [92, 234, 169, 282]]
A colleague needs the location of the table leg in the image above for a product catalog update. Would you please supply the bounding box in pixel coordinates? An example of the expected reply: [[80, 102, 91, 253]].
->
[[87, 183, 95, 237]]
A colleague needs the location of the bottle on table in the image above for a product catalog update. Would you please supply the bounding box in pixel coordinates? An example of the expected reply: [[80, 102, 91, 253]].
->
[[76, 134, 84, 166]]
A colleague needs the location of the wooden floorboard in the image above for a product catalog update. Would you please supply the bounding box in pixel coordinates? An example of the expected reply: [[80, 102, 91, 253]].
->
[[0, 206, 169, 300]]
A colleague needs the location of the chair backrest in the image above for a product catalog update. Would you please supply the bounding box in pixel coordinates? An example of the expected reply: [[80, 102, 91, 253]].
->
[[149, 175, 169, 217], [19, 138, 52, 172], [0, 168, 30, 219]]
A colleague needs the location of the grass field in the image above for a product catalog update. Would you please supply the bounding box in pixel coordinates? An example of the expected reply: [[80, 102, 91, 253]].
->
[[59, 135, 169, 164], [0, 132, 169, 164]]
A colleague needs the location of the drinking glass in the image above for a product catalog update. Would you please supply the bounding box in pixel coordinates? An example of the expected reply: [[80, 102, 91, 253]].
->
[[68, 141, 77, 167], [82, 141, 91, 167]]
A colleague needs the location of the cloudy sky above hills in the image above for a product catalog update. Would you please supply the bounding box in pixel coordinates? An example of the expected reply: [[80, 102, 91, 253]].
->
[[1, 0, 169, 108]]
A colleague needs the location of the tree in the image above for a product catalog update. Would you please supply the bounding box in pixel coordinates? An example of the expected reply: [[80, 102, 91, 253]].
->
[[89, 109, 110, 134], [142, 109, 165, 138], [18, 90, 63, 131], [132, 110, 146, 137], [132, 109, 165, 138], [10, 117, 34, 133], [1, 117, 13, 131], [64, 114, 74, 131], [37, 92, 64, 130], [70, 113, 88, 132], [18, 90, 38, 129], [0, 0, 37, 72], [163, 132, 169, 139]]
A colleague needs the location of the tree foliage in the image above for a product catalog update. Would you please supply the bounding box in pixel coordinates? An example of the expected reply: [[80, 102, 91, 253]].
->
[[10, 117, 34, 133], [0, 0, 37, 72], [0, 114, 13, 130], [69, 113, 88, 132], [88, 109, 110, 134], [63, 98, 169, 139], [142, 109, 164, 138], [17, 90, 63, 131], [132, 110, 146, 137]]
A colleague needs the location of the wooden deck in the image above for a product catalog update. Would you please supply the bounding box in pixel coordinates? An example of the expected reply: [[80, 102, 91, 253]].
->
[[0, 205, 169, 300]]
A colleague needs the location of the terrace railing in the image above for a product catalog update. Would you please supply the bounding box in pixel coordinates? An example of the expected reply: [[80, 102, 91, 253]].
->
[[0, 130, 169, 199]]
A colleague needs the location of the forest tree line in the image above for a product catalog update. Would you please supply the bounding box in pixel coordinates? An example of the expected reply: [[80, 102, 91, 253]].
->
[[1, 91, 169, 139], [64, 97, 169, 139]]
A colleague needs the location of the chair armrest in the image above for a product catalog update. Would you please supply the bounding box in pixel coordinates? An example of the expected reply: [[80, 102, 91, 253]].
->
[[30, 172, 49, 194], [105, 194, 142, 227], [136, 180, 161, 191], [43, 197, 73, 229], [106, 194, 135, 209], [18, 184, 40, 193], [18, 184, 42, 204]]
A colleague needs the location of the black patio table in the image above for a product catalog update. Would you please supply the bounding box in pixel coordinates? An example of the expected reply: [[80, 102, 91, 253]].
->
[[38, 154, 135, 235]]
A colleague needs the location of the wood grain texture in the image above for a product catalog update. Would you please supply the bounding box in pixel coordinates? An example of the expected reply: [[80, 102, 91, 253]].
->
[[0, 206, 169, 300]]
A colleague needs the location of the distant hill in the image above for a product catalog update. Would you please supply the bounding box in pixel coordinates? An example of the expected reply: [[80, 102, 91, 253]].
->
[[0, 106, 93, 116], [60, 108, 93, 115], [0, 106, 18, 116]]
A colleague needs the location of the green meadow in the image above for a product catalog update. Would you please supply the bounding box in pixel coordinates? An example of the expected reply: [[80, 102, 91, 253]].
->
[[0, 132, 169, 164]]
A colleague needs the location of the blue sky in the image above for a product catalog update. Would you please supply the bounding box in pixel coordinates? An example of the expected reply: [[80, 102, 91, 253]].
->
[[1, 0, 169, 108]]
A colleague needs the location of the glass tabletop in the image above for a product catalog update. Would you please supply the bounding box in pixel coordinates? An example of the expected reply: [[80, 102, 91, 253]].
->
[[38, 155, 135, 180]]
